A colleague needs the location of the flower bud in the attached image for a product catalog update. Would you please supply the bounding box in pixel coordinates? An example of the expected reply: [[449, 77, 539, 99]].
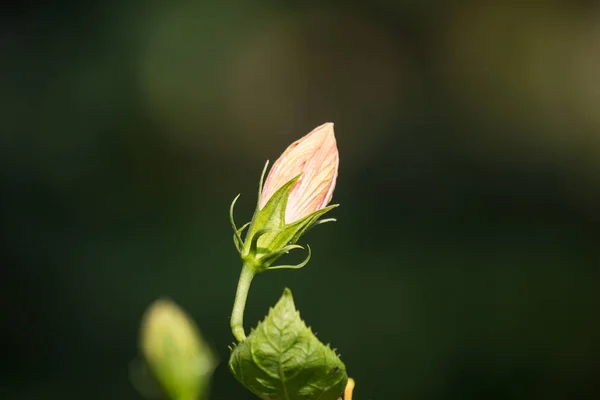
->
[[260, 122, 339, 224], [229, 123, 340, 273], [140, 299, 215, 400]]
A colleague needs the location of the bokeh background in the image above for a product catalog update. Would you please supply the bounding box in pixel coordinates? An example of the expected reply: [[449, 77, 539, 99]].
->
[[2, 0, 600, 399]]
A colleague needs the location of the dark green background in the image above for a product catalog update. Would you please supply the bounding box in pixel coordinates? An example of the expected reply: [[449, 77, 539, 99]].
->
[[2, 1, 599, 399]]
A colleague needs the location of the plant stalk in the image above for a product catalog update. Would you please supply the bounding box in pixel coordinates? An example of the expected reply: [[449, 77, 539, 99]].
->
[[230, 263, 255, 342]]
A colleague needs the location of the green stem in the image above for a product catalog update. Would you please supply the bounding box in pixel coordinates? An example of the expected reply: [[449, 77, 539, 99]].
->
[[230, 263, 256, 342]]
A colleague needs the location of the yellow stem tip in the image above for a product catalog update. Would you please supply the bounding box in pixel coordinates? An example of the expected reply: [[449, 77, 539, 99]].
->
[[343, 378, 355, 400]]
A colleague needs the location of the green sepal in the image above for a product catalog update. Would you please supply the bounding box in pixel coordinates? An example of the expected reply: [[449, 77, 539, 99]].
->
[[231, 168, 338, 272], [248, 228, 284, 258], [267, 245, 311, 270], [309, 217, 337, 230], [281, 204, 338, 247], [230, 194, 242, 242], [243, 174, 302, 253], [233, 222, 251, 254], [231, 194, 254, 254], [242, 202, 335, 271], [253, 244, 304, 269], [229, 289, 347, 400], [257, 160, 270, 202]]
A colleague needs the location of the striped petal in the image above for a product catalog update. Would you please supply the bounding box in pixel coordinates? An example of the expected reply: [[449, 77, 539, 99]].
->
[[259, 123, 339, 223]]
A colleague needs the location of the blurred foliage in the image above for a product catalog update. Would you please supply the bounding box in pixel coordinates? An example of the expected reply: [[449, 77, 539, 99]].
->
[[1, 0, 599, 399], [138, 298, 215, 400]]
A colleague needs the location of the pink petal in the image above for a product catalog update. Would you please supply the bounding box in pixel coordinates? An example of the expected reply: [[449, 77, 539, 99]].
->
[[259, 123, 339, 223]]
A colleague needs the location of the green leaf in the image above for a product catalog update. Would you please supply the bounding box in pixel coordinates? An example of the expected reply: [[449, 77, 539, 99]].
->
[[229, 289, 347, 400]]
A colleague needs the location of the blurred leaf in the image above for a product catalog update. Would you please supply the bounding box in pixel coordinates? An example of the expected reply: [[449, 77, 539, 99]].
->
[[129, 357, 164, 399], [139, 299, 216, 400]]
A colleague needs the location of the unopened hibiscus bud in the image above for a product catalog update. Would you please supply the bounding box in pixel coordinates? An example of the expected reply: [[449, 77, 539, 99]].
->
[[140, 299, 216, 400], [260, 122, 339, 223], [229, 123, 340, 273]]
